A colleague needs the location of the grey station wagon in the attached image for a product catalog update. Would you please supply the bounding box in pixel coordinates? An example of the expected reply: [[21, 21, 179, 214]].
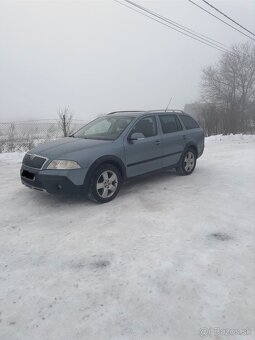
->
[[21, 110, 204, 203]]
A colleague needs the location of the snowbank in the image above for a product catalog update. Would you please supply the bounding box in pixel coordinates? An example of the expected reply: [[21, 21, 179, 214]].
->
[[0, 151, 25, 164], [206, 133, 255, 143]]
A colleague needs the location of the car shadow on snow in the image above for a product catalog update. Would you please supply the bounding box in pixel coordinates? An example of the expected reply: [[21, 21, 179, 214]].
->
[[119, 166, 209, 197], [19, 187, 94, 207], [120, 168, 177, 196]]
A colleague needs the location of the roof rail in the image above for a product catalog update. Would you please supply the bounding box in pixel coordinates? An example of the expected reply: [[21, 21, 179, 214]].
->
[[145, 109, 185, 114], [106, 109, 187, 115], [107, 110, 145, 115]]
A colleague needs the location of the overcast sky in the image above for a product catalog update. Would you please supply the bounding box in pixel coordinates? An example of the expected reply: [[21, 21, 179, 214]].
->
[[0, 0, 254, 122]]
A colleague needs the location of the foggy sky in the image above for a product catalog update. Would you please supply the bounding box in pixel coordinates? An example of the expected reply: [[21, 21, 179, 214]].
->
[[0, 0, 254, 122]]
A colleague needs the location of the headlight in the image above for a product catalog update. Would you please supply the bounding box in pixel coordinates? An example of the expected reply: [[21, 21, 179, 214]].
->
[[47, 160, 81, 170]]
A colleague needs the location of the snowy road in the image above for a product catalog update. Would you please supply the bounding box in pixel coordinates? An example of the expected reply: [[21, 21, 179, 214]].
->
[[0, 136, 255, 340]]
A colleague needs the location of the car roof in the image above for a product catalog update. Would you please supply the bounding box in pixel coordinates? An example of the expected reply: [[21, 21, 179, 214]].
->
[[107, 110, 187, 117]]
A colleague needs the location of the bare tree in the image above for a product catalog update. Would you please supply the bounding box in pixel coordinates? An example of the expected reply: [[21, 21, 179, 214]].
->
[[201, 42, 255, 134], [7, 122, 16, 151], [58, 107, 73, 137]]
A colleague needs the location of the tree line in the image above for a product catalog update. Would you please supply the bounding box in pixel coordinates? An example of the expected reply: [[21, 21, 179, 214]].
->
[[190, 42, 255, 136]]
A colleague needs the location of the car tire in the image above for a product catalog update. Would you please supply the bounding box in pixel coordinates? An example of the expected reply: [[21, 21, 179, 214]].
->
[[176, 148, 197, 176], [88, 163, 122, 203]]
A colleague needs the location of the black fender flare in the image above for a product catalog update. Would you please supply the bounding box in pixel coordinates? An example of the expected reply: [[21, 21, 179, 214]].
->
[[83, 155, 126, 190], [183, 142, 198, 156], [177, 142, 198, 167]]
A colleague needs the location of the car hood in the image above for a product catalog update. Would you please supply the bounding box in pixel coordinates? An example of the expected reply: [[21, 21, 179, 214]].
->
[[30, 137, 112, 159]]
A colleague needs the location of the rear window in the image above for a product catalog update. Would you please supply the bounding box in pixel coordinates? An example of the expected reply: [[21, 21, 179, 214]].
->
[[179, 115, 199, 129], [159, 114, 183, 133]]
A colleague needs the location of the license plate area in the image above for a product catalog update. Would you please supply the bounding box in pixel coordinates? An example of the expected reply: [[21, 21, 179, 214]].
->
[[22, 170, 35, 181]]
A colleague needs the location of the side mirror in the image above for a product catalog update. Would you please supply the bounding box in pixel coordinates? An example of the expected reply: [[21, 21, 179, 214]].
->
[[128, 132, 145, 142]]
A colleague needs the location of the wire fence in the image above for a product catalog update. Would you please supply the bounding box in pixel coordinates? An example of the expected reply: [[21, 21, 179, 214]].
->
[[0, 119, 88, 153]]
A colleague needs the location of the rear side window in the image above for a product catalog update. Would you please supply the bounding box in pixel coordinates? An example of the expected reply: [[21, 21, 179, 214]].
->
[[159, 114, 183, 134], [179, 115, 199, 129]]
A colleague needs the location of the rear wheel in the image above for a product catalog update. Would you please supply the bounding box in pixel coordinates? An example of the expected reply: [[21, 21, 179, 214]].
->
[[176, 148, 196, 175], [88, 163, 122, 203]]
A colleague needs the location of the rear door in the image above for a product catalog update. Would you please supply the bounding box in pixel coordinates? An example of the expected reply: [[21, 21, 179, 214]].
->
[[179, 114, 204, 156], [158, 114, 185, 167], [124, 116, 163, 177]]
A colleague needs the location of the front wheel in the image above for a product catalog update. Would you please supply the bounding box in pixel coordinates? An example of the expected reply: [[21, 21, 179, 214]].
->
[[176, 148, 197, 176], [88, 164, 122, 203]]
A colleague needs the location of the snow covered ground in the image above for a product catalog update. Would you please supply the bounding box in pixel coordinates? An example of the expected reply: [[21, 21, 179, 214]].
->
[[0, 135, 255, 340]]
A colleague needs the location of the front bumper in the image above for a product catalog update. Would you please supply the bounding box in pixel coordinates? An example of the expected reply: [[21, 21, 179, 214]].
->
[[20, 164, 89, 194]]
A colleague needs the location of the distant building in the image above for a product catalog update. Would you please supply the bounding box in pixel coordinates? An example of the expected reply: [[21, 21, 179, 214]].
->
[[184, 103, 208, 119]]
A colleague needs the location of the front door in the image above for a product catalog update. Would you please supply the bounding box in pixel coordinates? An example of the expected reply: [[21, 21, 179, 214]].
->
[[124, 116, 163, 177]]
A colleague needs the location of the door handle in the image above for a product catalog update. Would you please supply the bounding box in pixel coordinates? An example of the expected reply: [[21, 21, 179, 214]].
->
[[155, 140, 161, 145]]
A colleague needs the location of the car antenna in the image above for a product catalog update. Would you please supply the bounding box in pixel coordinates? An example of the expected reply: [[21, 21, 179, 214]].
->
[[165, 97, 172, 112]]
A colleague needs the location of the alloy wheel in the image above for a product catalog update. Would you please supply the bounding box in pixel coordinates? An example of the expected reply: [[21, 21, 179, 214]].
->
[[184, 151, 195, 172], [96, 170, 118, 199]]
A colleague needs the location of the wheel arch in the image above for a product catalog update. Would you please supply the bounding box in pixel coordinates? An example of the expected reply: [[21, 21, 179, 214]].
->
[[177, 142, 198, 168], [84, 155, 126, 190], [184, 142, 198, 157]]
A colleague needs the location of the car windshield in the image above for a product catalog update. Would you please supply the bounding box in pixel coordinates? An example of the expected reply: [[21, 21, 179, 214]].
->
[[73, 116, 134, 140]]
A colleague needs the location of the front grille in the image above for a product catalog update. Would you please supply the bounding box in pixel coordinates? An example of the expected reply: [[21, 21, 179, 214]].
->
[[23, 153, 47, 169]]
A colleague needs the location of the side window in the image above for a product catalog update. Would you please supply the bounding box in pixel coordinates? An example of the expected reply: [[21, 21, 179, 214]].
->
[[159, 114, 183, 134], [130, 116, 157, 138], [180, 115, 199, 129]]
